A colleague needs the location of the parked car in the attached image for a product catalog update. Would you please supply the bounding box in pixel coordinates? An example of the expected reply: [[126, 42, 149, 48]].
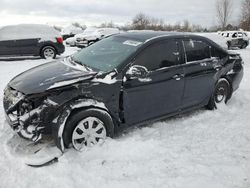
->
[[220, 31, 249, 49], [61, 25, 84, 40], [0, 24, 65, 59], [75, 27, 120, 48], [3, 32, 243, 151], [65, 27, 97, 47]]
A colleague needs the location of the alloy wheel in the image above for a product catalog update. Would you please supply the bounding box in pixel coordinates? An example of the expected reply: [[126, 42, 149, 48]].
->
[[72, 117, 107, 151], [43, 48, 55, 59]]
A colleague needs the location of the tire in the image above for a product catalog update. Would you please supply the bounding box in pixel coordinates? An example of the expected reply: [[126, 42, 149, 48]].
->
[[62, 108, 114, 151], [240, 42, 247, 49], [207, 78, 231, 110], [41, 46, 56, 59]]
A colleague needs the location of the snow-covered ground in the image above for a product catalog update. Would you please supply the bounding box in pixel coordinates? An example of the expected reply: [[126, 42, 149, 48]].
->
[[0, 43, 250, 188]]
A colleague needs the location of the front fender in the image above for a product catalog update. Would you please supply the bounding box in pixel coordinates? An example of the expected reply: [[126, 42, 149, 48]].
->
[[52, 98, 109, 151]]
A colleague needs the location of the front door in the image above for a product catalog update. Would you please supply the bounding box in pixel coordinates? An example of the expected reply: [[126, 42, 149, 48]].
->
[[123, 40, 185, 125], [16, 38, 39, 55]]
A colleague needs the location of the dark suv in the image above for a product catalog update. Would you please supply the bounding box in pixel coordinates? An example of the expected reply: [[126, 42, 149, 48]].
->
[[0, 24, 65, 59], [3, 32, 243, 151]]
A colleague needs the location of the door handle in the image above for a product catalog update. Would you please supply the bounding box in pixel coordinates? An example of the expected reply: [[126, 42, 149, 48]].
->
[[172, 74, 184, 81]]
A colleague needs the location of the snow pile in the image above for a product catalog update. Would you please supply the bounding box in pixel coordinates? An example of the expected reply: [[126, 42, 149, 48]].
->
[[0, 42, 250, 188], [61, 25, 83, 36]]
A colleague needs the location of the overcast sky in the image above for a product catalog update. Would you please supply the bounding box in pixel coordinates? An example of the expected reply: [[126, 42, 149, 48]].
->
[[0, 0, 241, 28]]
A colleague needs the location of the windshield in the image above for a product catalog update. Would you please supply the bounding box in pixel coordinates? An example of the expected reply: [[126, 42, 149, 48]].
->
[[72, 36, 143, 72]]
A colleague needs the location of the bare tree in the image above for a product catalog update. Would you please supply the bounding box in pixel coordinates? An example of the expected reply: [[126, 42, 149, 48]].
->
[[132, 13, 150, 30], [216, 0, 233, 30], [240, 0, 250, 30], [72, 22, 86, 30], [99, 21, 116, 28]]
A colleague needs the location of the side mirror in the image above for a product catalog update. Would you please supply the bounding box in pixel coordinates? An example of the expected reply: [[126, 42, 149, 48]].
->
[[126, 65, 149, 79]]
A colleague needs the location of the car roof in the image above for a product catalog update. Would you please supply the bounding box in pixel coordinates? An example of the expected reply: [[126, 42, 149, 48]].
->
[[222, 31, 246, 33], [116, 31, 205, 42]]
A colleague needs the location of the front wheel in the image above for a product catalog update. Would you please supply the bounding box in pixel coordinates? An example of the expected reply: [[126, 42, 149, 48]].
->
[[207, 78, 231, 110], [62, 109, 114, 151]]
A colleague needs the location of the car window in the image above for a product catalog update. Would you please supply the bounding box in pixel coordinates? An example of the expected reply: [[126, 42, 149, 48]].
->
[[210, 47, 227, 59], [238, 32, 243, 37], [232, 33, 237, 38], [134, 40, 180, 71], [183, 39, 210, 62]]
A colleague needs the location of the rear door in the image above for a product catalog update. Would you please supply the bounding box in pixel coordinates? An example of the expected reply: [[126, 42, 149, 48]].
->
[[181, 38, 219, 109], [123, 39, 185, 125]]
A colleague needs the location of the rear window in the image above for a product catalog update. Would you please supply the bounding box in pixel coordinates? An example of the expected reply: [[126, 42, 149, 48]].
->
[[183, 39, 210, 62]]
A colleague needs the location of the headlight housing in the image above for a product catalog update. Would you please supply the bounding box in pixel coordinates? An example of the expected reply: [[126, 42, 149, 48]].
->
[[4, 86, 24, 108]]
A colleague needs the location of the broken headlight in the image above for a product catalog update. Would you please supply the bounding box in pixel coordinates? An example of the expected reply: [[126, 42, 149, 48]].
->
[[4, 86, 24, 109]]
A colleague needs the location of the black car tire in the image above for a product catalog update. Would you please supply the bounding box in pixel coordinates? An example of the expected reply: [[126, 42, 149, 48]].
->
[[62, 108, 114, 150], [240, 42, 248, 49], [207, 78, 231, 110], [41, 46, 56, 59]]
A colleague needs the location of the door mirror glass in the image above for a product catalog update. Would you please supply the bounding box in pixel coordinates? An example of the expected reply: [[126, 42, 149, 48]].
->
[[126, 65, 148, 79]]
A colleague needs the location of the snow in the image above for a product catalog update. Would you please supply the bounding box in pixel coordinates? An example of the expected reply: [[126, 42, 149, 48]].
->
[[0, 24, 61, 41], [61, 25, 83, 36], [195, 32, 228, 49], [47, 77, 91, 90], [92, 72, 117, 84], [0, 40, 250, 188]]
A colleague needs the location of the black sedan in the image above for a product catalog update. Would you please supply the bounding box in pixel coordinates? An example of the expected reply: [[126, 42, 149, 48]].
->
[[3, 32, 243, 151]]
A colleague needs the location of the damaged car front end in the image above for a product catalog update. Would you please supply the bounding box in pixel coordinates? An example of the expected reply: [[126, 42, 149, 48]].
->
[[3, 86, 61, 141]]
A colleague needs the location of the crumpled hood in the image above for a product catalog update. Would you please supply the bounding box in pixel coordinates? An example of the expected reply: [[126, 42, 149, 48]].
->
[[9, 59, 97, 94]]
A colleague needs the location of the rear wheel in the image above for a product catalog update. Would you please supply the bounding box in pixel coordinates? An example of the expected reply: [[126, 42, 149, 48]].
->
[[62, 109, 114, 151], [207, 78, 231, 110], [41, 46, 56, 59]]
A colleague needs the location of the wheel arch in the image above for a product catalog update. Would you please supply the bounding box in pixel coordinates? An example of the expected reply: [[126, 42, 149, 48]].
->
[[220, 75, 233, 100], [53, 99, 115, 152], [40, 44, 58, 56]]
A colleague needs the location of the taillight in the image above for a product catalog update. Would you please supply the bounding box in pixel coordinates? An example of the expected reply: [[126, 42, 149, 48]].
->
[[56, 37, 63, 44]]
